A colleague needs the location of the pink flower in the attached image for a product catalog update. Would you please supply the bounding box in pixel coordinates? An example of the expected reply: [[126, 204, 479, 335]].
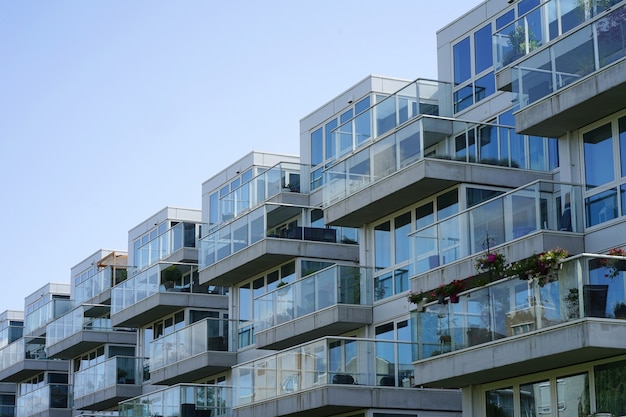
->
[[487, 253, 497, 263]]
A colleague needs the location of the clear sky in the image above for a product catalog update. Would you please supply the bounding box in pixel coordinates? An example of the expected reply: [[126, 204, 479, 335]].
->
[[0, 0, 483, 312]]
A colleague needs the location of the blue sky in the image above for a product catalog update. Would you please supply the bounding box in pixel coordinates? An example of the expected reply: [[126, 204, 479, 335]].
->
[[0, 0, 483, 312]]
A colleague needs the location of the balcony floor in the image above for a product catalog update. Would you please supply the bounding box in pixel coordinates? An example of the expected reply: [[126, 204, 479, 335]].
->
[[149, 351, 238, 385]]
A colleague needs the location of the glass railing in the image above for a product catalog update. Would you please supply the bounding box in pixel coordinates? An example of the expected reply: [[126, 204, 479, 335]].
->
[[323, 115, 554, 206], [233, 336, 416, 406], [216, 162, 309, 228], [410, 181, 582, 274], [150, 317, 239, 371], [74, 266, 128, 304], [0, 337, 49, 369], [24, 298, 72, 335], [112, 263, 213, 314], [329, 79, 452, 163], [253, 265, 373, 333], [199, 203, 358, 270], [0, 322, 23, 350], [16, 384, 69, 417], [136, 222, 198, 271], [494, 0, 622, 70], [412, 253, 626, 358], [74, 356, 145, 400], [46, 305, 134, 348], [119, 384, 232, 417], [512, 2, 626, 109]]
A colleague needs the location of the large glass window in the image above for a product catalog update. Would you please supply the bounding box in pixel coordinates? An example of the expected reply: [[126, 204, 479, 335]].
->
[[584, 123, 614, 189], [375, 221, 391, 270], [475, 24, 493, 73], [595, 360, 626, 416], [454, 37, 472, 85]]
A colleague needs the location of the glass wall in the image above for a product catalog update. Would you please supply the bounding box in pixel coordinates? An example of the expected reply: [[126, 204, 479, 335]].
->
[[232, 337, 417, 407], [411, 181, 581, 274], [136, 222, 198, 271], [412, 253, 626, 358], [74, 356, 144, 400], [253, 265, 372, 333], [119, 384, 232, 417]]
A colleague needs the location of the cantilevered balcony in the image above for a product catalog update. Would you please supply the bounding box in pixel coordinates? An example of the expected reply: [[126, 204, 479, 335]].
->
[[0, 338, 68, 382], [253, 265, 373, 350], [45, 305, 135, 359], [119, 384, 231, 417], [148, 317, 238, 385], [111, 263, 227, 328], [506, 2, 626, 136], [215, 161, 308, 227], [136, 222, 199, 271], [410, 180, 583, 276], [199, 203, 359, 287], [24, 298, 72, 337], [411, 253, 626, 388], [73, 356, 144, 411], [232, 337, 461, 417], [322, 115, 554, 227], [74, 266, 128, 306], [16, 383, 70, 417], [494, 0, 621, 74]]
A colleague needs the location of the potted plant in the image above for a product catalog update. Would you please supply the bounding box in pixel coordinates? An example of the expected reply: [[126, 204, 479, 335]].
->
[[475, 251, 507, 278], [599, 247, 626, 278]]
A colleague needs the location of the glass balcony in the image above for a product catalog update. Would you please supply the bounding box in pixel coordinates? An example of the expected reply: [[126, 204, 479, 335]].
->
[[253, 265, 372, 333], [112, 263, 207, 314], [199, 203, 357, 270], [136, 222, 198, 271], [0, 320, 23, 350], [16, 383, 69, 417], [494, 0, 622, 70], [323, 115, 554, 207], [0, 337, 49, 371], [216, 162, 308, 227], [233, 336, 416, 407], [74, 266, 128, 304], [46, 305, 133, 348], [329, 79, 452, 163], [410, 181, 582, 274], [511, 2, 626, 109], [74, 356, 145, 401], [412, 253, 626, 358], [119, 384, 232, 417], [150, 317, 238, 371], [24, 298, 72, 335]]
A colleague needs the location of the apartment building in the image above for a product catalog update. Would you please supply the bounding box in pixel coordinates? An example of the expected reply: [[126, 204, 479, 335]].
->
[[2, 0, 626, 416]]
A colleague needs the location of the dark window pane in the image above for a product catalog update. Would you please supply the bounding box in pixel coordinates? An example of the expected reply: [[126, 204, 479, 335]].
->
[[475, 24, 493, 73], [453, 37, 471, 84]]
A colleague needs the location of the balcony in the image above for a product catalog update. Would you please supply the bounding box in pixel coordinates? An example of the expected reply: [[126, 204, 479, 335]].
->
[[45, 305, 136, 359], [411, 253, 626, 388], [136, 222, 199, 271], [24, 298, 72, 336], [232, 337, 461, 417], [199, 203, 359, 287], [111, 263, 227, 328], [73, 356, 144, 411], [16, 383, 70, 417], [214, 162, 308, 228], [509, 2, 626, 136], [323, 115, 554, 227], [0, 338, 68, 383], [148, 318, 238, 385], [119, 384, 232, 417], [494, 0, 621, 74], [253, 266, 373, 350], [410, 180, 583, 276], [74, 266, 128, 305]]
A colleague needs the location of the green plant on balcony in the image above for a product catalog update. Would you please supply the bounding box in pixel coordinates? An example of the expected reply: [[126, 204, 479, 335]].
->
[[599, 247, 626, 278], [505, 25, 540, 64], [508, 248, 568, 286]]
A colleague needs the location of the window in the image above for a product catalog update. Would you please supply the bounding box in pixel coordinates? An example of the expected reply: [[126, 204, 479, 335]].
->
[[454, 37, 471, 85], [475, 24, 493, 73]]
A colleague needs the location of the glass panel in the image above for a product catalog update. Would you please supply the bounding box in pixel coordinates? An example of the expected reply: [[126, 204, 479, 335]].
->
[[584, 123, 614, 188], [324, 120, 337, 162], [376, 97, 396, 137], [454, 84, 474, 113], [595, 360, 626, 416], [556, 373, 589, 417], [397, 122, 421, 168], [453, 37, 471, 85], [597, 4, 626, 67], [372, 135, 397, 181], [554, 25, 594, 90], [375, 221, 391, 270], [486, 387, 514, 417], [394, 212, 411, 264], [475, 24, 493, 73], [475, 72, 495, 103], [520, 379, 551, 415]]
